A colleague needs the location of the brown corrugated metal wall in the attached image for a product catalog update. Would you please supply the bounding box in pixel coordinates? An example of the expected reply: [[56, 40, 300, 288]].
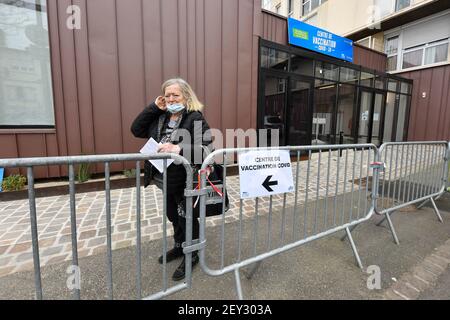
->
[[5, 2, 434, 181], [1, 0, 263, 179], [399, 65, 450, 141]]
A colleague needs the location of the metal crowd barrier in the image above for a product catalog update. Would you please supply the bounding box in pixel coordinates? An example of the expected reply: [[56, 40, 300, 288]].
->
[[196, 144, 378, 299], [0, 154, 194, 300], [1, 141, 449, 300], [374, 142, 448, 244]]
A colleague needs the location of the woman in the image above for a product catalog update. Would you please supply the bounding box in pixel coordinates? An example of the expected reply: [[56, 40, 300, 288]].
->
[[131, 78, 212, 281]]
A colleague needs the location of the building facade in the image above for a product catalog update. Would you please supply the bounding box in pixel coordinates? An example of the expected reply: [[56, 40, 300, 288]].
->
[[264, 0, 450, 141], [1, 0, 412, 179]]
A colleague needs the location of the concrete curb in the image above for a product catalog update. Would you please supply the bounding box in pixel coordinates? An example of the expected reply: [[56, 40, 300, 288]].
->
[[383, 239, 450, 300]]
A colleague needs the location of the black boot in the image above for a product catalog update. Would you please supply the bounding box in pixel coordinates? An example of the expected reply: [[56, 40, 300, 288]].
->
[[172, 252, 199, 281], [158, 245, 183, 264]]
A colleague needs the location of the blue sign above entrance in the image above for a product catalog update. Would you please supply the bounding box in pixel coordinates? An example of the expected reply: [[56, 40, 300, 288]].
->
[[287, 17, 353, 63]]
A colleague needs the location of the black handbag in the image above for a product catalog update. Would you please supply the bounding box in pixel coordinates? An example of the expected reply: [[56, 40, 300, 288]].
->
[[191, 163, 230, 218]]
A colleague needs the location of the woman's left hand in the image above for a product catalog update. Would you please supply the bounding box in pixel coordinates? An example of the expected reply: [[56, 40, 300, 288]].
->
[[158, 143, 181, 154]]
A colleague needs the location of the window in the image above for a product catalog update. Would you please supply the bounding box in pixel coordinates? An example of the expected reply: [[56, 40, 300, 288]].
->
[[357, 37, 371, 49], [0, 0, 55, 127], [340, 67, 359, 85], [276, 3, 281, 14], [383, 92, 396, 142], [385, 35, 399, 71], [290, 54, 314, 76], [315, 61, 338, 81], [302, 0, 311, 15], [261, 47, 289, 71], [401, 39, 449, 70], [424, 41, 449, 65], [395, 0, 410, 12], [288, 0, 293, 15], [302, 0, 327, 16], [360, 71, 375, 87], [336, 84, 357, 144], [402, 47, 423, 69]]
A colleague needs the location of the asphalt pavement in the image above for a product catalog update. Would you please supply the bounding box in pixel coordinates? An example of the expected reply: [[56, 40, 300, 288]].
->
[[0, 192, 449, 300]]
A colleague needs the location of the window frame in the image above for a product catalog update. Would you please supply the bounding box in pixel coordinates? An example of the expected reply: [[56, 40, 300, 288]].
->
[[302, 0, 327, 17], [384, 34, 401, 71], [395, 0, 411, 12], [401, 38, 450, 71], [0, 0, 56, 129]]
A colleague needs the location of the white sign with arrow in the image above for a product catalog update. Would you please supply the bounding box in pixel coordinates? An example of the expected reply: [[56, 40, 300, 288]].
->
[[238, 150, 295, 199]]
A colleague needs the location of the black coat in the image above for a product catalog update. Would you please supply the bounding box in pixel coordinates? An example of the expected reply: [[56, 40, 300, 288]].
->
[[130, 102, 213, 190]]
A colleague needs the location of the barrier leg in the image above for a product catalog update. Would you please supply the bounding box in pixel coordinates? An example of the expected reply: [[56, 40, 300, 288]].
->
[[340, 224, 358, 242], [430, 197, 443, 223], [385, 213, 400, 245], [345, 227, 363, 270], [244, 261, 262, 280], [375, 214, 388, 227], [416, 198, 430, 210], [234, 268, 244, 300]]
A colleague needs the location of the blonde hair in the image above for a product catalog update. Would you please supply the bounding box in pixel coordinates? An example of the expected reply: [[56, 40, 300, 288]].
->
[[162, 78, 204, 112]]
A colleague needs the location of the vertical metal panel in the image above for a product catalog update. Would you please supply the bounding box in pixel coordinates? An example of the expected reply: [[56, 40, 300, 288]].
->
[[261, 12, 287, 46], [237, 0, 254, 131], [0, 135, 20, 176], [252, 0, 262, 130], [178, 0, 189, 80], [161, 0, 180, 79], [400, 65, 450, 142], [222, 0, 239, 132], [426, 67, 445, 139], [16, 135, 48, 178], [47, 0, 68, 160], [56, 0, 82, 157], [353, 44, 387, 73], [195, 0, 206, 103], [186, 0, 197, 89], [73, 0, 96, 156], [86, 0, 123, 173], [204, 0, 222, 128], [143, 0, 163, 102], [116, 0, 146, 155], [45, 134, 61, 177]]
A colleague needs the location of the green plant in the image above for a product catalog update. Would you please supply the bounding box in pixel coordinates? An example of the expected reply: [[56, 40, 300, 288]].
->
[[1, 174, 27, 191], [77, 162, 91, 183], [124, 169, 136, 178]]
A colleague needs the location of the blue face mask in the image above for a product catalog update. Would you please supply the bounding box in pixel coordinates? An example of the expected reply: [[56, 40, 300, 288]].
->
[[167, 104, 186, 114]]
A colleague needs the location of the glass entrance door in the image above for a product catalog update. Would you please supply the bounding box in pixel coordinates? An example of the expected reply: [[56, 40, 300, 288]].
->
[[287, 78, 313, 146], [261, 73, 288, 146], [260, 71, 313, 147], [371, 93, 384, 145], [357, 90, 373, 143], [357, 89, 385, 145]]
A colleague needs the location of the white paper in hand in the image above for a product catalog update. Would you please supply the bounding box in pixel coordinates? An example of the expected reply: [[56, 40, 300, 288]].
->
[[139, 138, 174, 173]]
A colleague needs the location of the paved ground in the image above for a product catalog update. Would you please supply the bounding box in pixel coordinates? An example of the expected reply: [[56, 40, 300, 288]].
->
[[418, 265, 450, 300], [0, 191, 449, 300], [1, 147, 442, 279]]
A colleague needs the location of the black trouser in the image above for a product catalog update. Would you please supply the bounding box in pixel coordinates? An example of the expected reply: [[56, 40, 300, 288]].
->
[[166, 191, 199, 246]]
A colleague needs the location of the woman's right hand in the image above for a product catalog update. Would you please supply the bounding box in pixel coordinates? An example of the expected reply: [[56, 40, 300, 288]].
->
[[155, 96, 166, 111]]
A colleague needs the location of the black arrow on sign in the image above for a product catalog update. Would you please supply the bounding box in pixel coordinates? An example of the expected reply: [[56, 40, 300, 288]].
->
[[262, 175, 278, 192]]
